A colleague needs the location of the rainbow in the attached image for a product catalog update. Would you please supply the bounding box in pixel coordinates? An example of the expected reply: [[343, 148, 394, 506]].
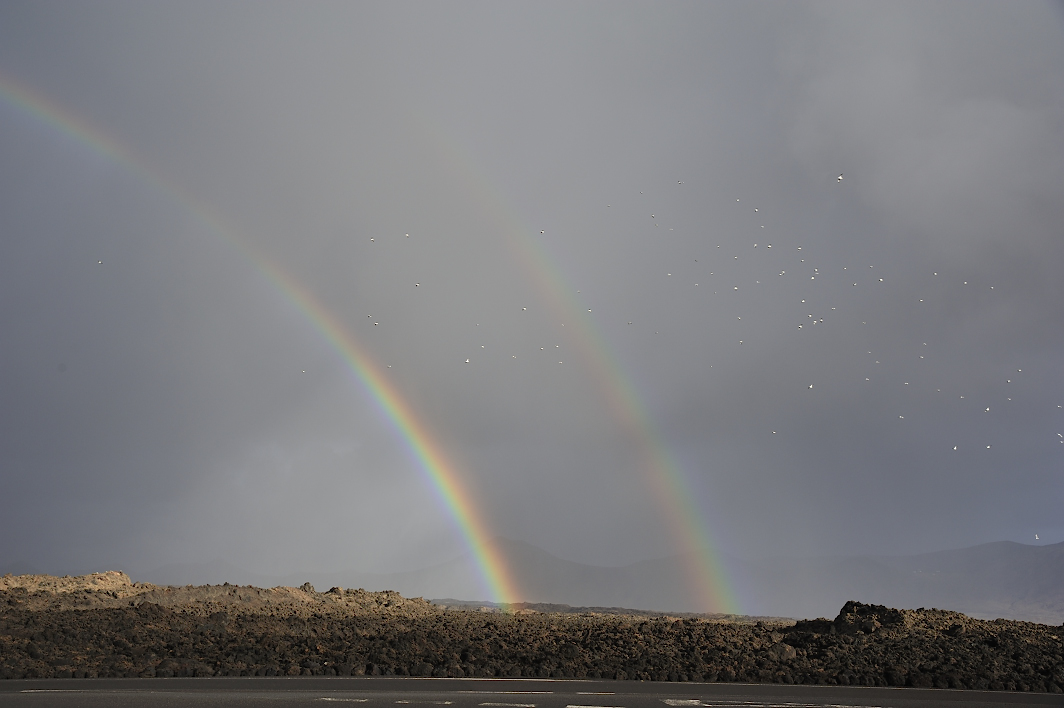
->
[[424, 126, 738, 613], [0, 72, 520, 606]]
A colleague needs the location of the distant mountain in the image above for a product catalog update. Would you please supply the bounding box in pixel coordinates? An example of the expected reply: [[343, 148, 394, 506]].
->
[[136, 539, 710, 612], [135, 539, 1064, 624], [733, 540, 1064, 624]]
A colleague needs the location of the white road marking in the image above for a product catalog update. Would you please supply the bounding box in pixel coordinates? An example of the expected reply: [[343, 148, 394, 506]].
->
[[319, 700, 370, 704], [576, 693, 615, 695], [479, 703, 536, 707]]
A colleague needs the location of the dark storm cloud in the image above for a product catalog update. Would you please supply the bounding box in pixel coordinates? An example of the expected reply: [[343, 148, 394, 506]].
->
[[0, 2, 1061, 594]]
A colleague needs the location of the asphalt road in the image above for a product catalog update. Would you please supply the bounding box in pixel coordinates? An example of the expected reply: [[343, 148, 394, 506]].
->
[[0, 678, 1060, 708]]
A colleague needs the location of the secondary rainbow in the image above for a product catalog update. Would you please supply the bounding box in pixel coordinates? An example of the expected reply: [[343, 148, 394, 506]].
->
[[0, 72, 520, 606], [424, 124, 738, 613]]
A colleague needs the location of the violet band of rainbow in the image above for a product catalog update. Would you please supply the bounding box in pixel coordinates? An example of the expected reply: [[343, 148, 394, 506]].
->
[[0, 71, 520, 607]]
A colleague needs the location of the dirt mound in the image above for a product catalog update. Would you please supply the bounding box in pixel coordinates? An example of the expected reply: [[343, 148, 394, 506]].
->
[[1, 574, 1062, 692]]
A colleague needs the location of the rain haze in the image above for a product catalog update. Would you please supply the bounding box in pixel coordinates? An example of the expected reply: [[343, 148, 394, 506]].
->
[[1, 2, 1063, 618]]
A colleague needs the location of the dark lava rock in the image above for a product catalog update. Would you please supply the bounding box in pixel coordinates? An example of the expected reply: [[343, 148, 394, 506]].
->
[[1, 575, 1063, 692], [767, 642, 796, 661]]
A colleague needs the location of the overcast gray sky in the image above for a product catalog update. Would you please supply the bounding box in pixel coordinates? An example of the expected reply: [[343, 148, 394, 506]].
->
[[1, 1, 1063, 602]]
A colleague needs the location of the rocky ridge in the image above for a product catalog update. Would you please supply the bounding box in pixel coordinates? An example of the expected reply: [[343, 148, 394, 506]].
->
[[0, 571, 433, 618], [1, 572, 1063, 692]]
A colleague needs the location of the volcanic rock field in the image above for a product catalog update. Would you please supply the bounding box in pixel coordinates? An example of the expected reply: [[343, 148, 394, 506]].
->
[[2, 572, 1063, 693]]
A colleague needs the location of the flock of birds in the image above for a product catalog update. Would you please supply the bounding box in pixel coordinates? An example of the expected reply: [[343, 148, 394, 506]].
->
[[355, 172, 1061, 457]]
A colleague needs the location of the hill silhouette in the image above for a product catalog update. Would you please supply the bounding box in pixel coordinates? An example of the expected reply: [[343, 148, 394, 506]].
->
[[67, 539, 1064, 623]]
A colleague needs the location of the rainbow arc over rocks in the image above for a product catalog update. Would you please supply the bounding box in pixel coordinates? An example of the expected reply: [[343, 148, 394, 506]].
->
[[426, 129, 738, 614], [0, 73, 520, 607]]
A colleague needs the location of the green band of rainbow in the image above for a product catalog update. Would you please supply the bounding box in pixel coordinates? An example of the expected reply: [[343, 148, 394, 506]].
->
[[506, 224, 737, 614], [0, 73, 519, 606], [253, 263, 520, 606], [426, 126, 738, 613]]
